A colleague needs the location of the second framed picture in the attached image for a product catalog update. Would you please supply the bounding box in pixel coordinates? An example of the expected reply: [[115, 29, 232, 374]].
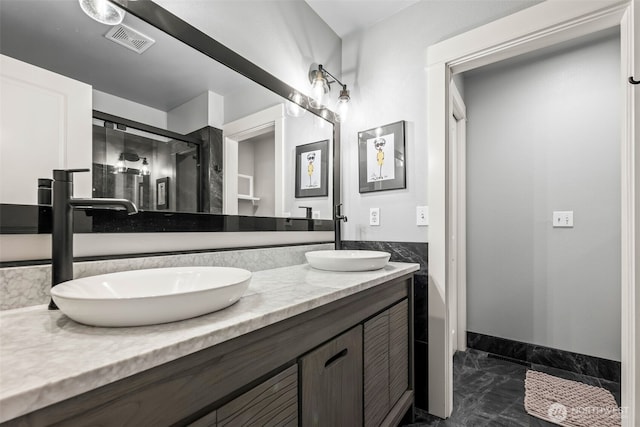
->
[[156, 177, 170, 210], [358, 120, 406, 193], [295, 140, 329, 198]]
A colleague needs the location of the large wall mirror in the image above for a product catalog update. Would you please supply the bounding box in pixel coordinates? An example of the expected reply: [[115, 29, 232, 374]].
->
[[0, 0, 337, 224]]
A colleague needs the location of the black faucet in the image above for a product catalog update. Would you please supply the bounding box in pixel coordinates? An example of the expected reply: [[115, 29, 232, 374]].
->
[[49, 169, 138, 310], [334, 203, 347, 250]]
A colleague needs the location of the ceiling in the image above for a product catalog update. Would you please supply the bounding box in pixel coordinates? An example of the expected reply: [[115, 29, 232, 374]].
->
[[304, 0, 420, 38], [0, 0, 420, 112], [0, 0, 264, 111]]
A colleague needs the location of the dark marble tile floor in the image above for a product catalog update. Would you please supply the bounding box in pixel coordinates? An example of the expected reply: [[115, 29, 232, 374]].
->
[[405, 349, 622, 427]]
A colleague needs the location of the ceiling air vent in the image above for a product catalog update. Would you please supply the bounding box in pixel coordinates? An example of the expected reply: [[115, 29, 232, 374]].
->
[[104, 24, 155, 54]]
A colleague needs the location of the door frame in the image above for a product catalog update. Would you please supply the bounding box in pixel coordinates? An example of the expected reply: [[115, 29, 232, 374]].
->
[[222, 104, 285, 216], [426, 0, 637, 424], [448, 81, 467, 354]]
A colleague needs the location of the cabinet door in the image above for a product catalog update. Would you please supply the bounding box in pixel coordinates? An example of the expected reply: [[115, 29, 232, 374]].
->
[[364, 310, 390, 427], [300, 325, 363, 427], [215, 364, 298, 427], [363, 299, 410, 427], [389, 299, 409, 406]]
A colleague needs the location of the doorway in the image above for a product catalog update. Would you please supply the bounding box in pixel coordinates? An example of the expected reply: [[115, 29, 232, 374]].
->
[[426, 1, 637, 424]]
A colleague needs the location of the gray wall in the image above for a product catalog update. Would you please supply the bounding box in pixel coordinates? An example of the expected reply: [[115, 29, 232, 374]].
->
[[465, 32, 621, 361], [339, 0, 540, 242]]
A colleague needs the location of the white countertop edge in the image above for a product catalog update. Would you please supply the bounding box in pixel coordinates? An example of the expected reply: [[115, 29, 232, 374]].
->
[[0, 262, 419, 422]]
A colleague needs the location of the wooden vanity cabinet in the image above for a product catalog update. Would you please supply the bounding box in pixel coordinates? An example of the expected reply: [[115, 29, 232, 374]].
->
[[300, 325, 363, 426], [3, 273, 413, 427], [364, 300, 410, 427]]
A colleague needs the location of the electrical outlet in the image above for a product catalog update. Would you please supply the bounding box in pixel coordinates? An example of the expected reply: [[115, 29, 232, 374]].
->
[[553, 211, 573, 227], [416, 206, 429, 226], [370, 208, 380, 226]]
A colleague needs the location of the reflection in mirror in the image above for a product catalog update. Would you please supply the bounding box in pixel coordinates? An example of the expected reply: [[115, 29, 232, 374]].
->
[[0, 0, 334, 219], [92, 116, 202, 212]]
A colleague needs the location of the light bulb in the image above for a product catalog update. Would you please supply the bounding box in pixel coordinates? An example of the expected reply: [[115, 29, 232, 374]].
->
[[309, 70, 327, 109], [79, 0, 125, 25], [140, 158, 150, 176], [311, 80, 326, 108], [335, 88, 350, 122], [286, 92, 304, 117], [115, 155, 126, 174]]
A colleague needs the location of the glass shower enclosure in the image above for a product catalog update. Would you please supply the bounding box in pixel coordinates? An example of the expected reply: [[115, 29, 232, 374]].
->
[[91, 112, 202, 212]]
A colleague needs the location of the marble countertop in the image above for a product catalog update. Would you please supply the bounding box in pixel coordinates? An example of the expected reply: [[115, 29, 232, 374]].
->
[[0, 262, 419, 423]]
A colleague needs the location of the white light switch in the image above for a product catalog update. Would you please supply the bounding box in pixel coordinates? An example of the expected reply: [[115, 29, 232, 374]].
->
[[370, 208, 380, 226], [553, 211, 573, 227], [416, 206, 429, 226]]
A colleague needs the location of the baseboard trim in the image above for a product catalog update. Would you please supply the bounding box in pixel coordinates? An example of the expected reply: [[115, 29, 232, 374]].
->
[[467, 331, 621, 383]]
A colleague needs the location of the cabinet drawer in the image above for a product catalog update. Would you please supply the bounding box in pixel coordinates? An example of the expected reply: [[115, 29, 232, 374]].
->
[[215, 364, 298, 427], [300, 325, 363, 427]]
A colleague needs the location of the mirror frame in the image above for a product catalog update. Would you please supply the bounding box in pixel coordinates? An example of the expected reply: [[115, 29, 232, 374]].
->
[[0, 0, 340, 236], [115, 0, 341, 218]]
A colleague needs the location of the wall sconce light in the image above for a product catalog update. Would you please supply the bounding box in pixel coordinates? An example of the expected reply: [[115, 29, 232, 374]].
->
[[114, 152, 150, 176], [308, 64, 351, 122], [78, 0, 125, 26]]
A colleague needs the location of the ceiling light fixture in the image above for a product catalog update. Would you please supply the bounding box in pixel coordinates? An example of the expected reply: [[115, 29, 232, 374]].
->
[[308, 64, 351, 122], [79, 0, 125, 26]]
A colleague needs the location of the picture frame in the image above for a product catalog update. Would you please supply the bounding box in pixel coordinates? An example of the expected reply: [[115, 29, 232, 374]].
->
[[138, 182, 145, 209], [358, 120, 406, 193], [295, 139, 329, 198], [156, 177, 169, 210]]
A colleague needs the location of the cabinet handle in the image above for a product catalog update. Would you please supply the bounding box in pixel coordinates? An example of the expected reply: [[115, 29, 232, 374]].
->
[[324, 348, 348, 368]]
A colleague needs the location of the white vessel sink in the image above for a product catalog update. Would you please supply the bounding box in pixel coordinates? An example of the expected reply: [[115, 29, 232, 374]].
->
[[50, 267, 252, 327], [305, 250, 391, 272]]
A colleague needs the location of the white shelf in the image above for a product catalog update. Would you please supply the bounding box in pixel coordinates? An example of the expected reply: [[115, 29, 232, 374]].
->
[[238, 194, 260, 205]]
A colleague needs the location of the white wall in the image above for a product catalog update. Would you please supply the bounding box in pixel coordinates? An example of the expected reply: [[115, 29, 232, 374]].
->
[[224, 82, 283, 125], [93, 90, 168, 129], [340, 0, 540, 242], [154, 0, 342, 100], [465, 32, 621, 361], [168, 91, 224, 134]]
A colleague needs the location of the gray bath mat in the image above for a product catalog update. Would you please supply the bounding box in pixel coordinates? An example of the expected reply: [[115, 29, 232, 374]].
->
[[524, 370, 621, 426]]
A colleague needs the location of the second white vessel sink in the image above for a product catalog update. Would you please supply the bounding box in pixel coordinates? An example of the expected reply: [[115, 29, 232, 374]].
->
[[305, 250, 391, 272], [50, 267, 252, 327]]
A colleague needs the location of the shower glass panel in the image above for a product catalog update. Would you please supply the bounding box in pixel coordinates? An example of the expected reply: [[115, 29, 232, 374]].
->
[[92, 118, 200, 212]]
